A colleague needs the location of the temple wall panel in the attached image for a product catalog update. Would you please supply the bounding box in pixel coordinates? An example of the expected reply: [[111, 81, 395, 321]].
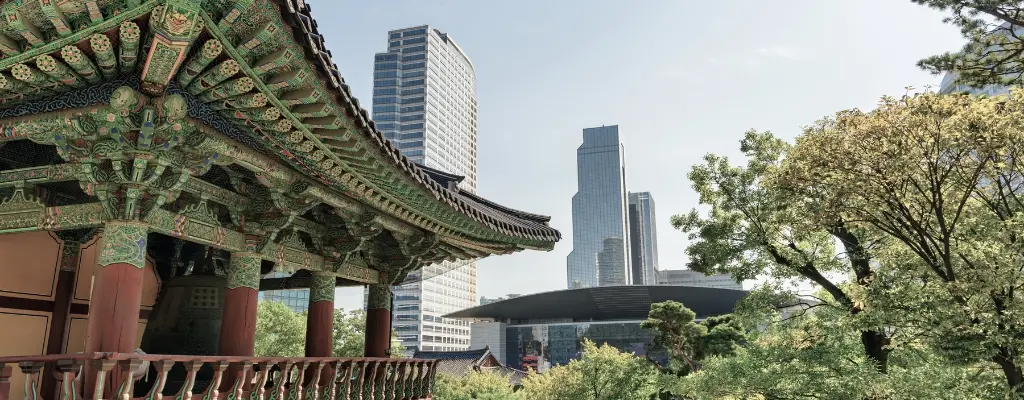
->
[[0, 230, 158, 397], [0, 231, 60, 300], [65, 318, 146, 353], [0, 308, 49, 400]]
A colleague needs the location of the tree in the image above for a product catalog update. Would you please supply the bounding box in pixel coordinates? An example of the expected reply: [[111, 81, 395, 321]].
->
[[517, 339, 658, 400], [912, 0, 1024, 87], [641, 301, 715, 373], [674, 130, 891, 372], [254, 300, 306, 357], [434, 370, 517, 400], [333, 308, 365, 357], [333, 308, 407, 358], [781, 91, 1024, 394], [673, 304, 1005, 400]]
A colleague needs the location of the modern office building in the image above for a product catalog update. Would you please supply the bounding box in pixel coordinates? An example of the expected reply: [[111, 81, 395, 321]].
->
[[449, 285, 749, 372], [938, 72, 1010, 96], [258, 272, 310, 313], [567, 126, 632, 288], [628, 192, 659, 285], [370, 25, 479, 354], [657, 269, 742, 290]]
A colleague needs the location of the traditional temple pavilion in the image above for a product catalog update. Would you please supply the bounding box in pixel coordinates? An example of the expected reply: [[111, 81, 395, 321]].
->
[[0, 0, 559, 399]]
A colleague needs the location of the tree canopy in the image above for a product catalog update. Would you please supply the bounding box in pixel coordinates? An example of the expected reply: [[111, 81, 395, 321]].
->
[[913, 0, 1024, 87], [254, 300, 306, 357]]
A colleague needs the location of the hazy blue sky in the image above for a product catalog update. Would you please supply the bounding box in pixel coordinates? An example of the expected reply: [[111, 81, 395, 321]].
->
[[314, 0, 967, 311]]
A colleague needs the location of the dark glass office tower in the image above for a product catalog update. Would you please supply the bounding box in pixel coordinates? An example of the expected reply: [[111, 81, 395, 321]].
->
[[567, 126, 631, 288]]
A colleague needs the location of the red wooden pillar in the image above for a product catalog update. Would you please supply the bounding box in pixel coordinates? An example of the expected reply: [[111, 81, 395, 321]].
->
[[364, 284, 392, 358], [305, 272, 335, 357], [85, 222, 148, 353], [84, 221, 148, 397], [219, 252, 261, 357]]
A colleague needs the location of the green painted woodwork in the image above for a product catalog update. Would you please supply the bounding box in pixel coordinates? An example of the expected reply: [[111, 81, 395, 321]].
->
[[226, 252, 260, 290], [0, 0, 556, 292], [98, 221, 148, 268], [366, 284, 392, 311], [309, 272, 335, 303]]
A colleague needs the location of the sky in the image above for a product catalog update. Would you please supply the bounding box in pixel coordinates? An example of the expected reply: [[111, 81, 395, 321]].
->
[[313, 0, 969, 311]]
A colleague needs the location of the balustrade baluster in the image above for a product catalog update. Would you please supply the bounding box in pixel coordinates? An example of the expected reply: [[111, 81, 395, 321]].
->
[[55, 361, 81, 400], [115, 360, 143, 400], [389, 362, 404, 400], [199, 362, 229, 400], [88, 360, 117, 400], [247, 362, 272, 400], [354, 362, 367, 400], [424, 361, 437, 399], [285, 362, 308, 400], [409, 362, 422, 400], [227, 362, 252, 400], [0, 364, 11, 400], [339, 362, 354, 400], [368, 361, 382, 400], [301, 363, 322, 400], [320, 362, 338, 400], [142, 361, 172, 400], [269, 362, 292, 400], [395, 364, 407, 400], [18, 361, 44, 400], [172, 361, 203, 400]]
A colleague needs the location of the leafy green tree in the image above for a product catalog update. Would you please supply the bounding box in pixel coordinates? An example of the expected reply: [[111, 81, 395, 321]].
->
[[673, 305, 1005, 400], [911, 0, 1024, 87], [254, 300, 306, 357], [434, 370, 517, 400], [333, 308, 407, 358], [781, 91, 1024, 394], [674, 130, 891, 372], [517, 339, 658, 400], [333, 308, 365, 357]]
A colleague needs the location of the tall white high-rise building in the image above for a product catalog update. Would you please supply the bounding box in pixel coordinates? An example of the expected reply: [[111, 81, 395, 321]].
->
[[370, 25, 478, 354]]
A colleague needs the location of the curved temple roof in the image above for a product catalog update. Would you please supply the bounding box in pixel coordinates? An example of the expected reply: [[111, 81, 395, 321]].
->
[[0, 0, 560, 273], [274, 0, 561, 245]]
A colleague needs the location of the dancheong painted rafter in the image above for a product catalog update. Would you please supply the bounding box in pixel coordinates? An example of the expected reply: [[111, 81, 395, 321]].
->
[[0, 0, 560, 286]]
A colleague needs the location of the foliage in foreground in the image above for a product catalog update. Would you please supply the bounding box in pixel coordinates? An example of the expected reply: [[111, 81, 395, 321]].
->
[[254, 302, 405, 358], [434, 339, 657, 400], [434, 370, 517, 400], [666, 89, 1024, 399], [254, 300, 306, 357]]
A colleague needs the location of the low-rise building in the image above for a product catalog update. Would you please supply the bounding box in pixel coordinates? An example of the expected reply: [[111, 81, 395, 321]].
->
[[448, 285, 748, 372], [657, 269, 742, 290]]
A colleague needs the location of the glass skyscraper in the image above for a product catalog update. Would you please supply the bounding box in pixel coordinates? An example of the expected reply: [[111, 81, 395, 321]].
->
[[628, 192, 659, 285], [567, 126, 631, 288], [258, 272, 310, 313], [370, 25, 477, 354]]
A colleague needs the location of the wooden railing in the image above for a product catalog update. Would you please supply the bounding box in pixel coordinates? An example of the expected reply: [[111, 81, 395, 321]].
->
[[0, 353, 438, 400]]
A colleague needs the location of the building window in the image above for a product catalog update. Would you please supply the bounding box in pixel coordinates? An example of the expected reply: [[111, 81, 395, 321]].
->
[[403, 28, 427, 37], [402, 54, 426, 62]]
